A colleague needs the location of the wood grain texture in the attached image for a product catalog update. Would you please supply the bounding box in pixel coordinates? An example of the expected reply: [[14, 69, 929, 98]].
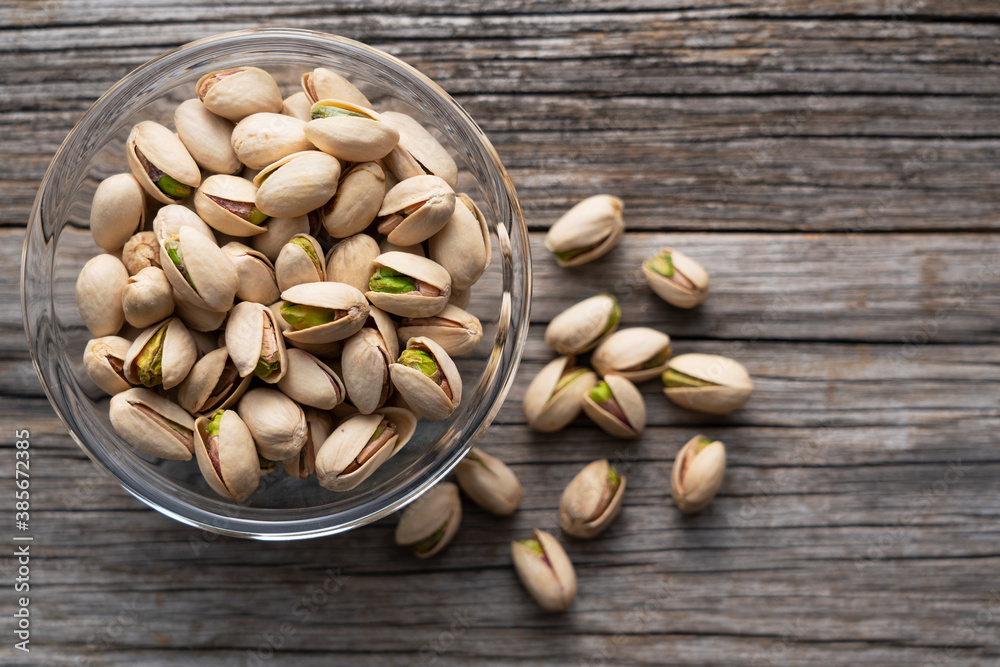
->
[[2, 1, 1000, 665]]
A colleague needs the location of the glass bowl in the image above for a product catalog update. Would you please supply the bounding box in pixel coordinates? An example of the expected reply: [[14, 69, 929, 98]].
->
[[22, 28, 530, 540]]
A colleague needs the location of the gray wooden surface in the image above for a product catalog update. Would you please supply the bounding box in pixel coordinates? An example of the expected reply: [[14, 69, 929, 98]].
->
[[3, 1, 1000, 665]]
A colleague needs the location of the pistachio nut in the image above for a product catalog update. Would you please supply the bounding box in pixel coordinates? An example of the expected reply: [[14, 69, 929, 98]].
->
[[196, 67, 283, 122], [643, 247, 709, 309], [582, 374, 646, 438], [109, 388, 195, 461], [380, 111, 458, 188], [304, 99, 399, 163], [279, 281, 369, 345], [395, 303, 483, 357], [282, 91, 313, 122], [591, 327, 672, 382], [173, 98, 242, 175], [123, 317, 197, 390], [275, 233, 326, 291], [276, 348, 346, 410], [522, 356, 597, 433], [253, 150, 341, 219], [83, 336, 132, 396], [90, 174, 145, 251], [177, 346, 252, 416], [236, 388, 308, 461], [271, 308, 344, 358], [194, 175, 269, 237], [315, 408, 417, 491], [151, 204, 217, 246], [390, 336, 462, 421], [193, 409, 260, 501], [449, 287, 471, 310], [282, 408, 333, 479], [671, 435, 726, 513], [301, 68, 371, 108], [544, 293, 621, 355], [454, 448, 522, 516], [122, 232, 162, 275], [225, 301, 287, 383], [376, 175, 456, 247], [76, 254, 128, 336], [340, 308, 398, 414], [325, 233, 381, 294], [122, 267, 175, 329], [231, 112, 314, 170], [365, 252, 452, 318], [251, 214, 309, 262], [559, 459, 626, 539], [172, 289, 228, 333], [427, 193, 490, 290], [394, 482, 462, 558], [662, 353, 753, 414], [126, 121, 202, 204], [319, 162, 385, 238], [510, 529, 576, 612], [222, 242, 280, 305], [159, 225, 239, 313], [544, 195, 624, 267]]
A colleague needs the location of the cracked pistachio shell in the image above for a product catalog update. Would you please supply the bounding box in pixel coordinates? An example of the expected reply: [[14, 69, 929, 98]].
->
[[662, 353, 753, 414], [301, 68, 371, 108], [366, 252, 452, 318], [315, 409, 415, 491], [159, 224, 239, 313], [275, 233, 326, 292], [523, 356, 597, 433], [110, 389, 195, 461], [90, 174, 145, 251], [671, 435, 726, 513], [225, 301, 288, 383], [151, 205, 217, 246], [222, 242, 280, 305], [232, 112, 314, 170], [394, 482, 462, 558], [282, 408, 333, 479], [194, 175, 268, 237], [395, 303, 483, 357], [282, 92, 312, 122], [122, 232, 161, 276], [83, 336, 132, 396], [251, 215, 309, 262], [122, 267, 175, 329], [237, 387, 308, 461], [269, 300, 344, 358], [341, 315, 397, 415], [304, 99, 399, 162], [428, 193, 490, 290], [643, 247, 710, 309], [380, 111, 458, 188], [172, 289, 227, 332], [559, 459, 626, 539], [455, 448, 522, 516], [544, 293, 621, 355], [174, 98, 242, 175], [177, 346, 252, 416], [582, 374, 646, 438], [193, 409, 259, 500], [126, 121, 202, 205], [377, 175, 456, 247], [325, 233, 380, 294], [253, 150, 341, 219], [76, 254, 128, 336], [592, 327, 672, 382], [277, 348, 346, 410], [320, 162, 385, 238], [511, 529, 576, 612], [196, 66, 282, 122], [123, 317, 197, 390], [389, 336, 463, 421], [279, 282, 369, 345], [544, 195, 624, 267]]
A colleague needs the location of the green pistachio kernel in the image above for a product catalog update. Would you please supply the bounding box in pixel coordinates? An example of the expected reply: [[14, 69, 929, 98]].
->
[[206, 410, 225, 437], [369, 267, 416, 294], [311, 105, 369, 120], [466, 450, 490, 470], [397, 349, 441, 384], [697, 437, 713, 450], [136, 324, 168, 387], [247, 206, 268, 226], [607, 465, 621, 493], [164, 237, 196, 289], [641, 346, 672, 370], [647, 252, 675, 278], [603, 296, 621, 336], [254, 357, 279, 379], [409, 521, 447, 555], [662, 368, 717, 388], [589, 381, 613, 404], [290, 237, 322, 273], [156, 174, 192, 199], [280, 302, 341, 330], [554, 367, 590, 394], [519, 539, 544, 556]]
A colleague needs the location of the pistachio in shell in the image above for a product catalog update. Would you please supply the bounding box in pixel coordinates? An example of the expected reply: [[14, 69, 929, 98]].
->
[[122, 232, 162, 276], [365, 252, 452, 319], [522, 356, 597, 433], [340, 307, 398, 414], [282, 408, 333, 479], [122, 266, 175, 329], [90, 174, 145, 251], [174, 98, 242, 175], [236, 387, 307, 461], [177, 346, 252, 416], [276, 348, 345, 410], [251, 214, 310, 263], [301, 68, 371, 107], [427, 193, 490, 290], [544, 293, 621, 355], [662, 353, 753, 414], [394, 482, 462, 558], [395, 303, 483, 357], [643, 247, 710, 309], [279, 281, 370, 345], [389, 336, 463, 421], [304, 99, 399, 163], [253, 150, 341, 219], [315, 409, 417, 491], [275, 233, 326, 292], [83, 336, 132, 396], [126, 121, 202, 204], [151, 204, 217, 246], [544, 195, 624, 267], [376, 175, 455, 247], [325, 233, 381, 294], [319, 162, 385, 238], [159, 224, 239, 313], [671, 435, 727, 513], [109, 388, 195, 461], [559, 459, 626, 539], [455, 448, 522, 516], [225, 301, 288, 384], [194, 175, 269, 237], [222, 242, 280, 305], [591, 327, 672, 383], [196, 67, 283, 122], [231, 112, 314, 170], [582, 374, 646, 438], [511, 530, 577, 612], [193, 409, 260, 501], [380, 111, 458, 188], [172, 288, 228, 333], [76, 254, 128, 337], [122, 317, 197, 390]]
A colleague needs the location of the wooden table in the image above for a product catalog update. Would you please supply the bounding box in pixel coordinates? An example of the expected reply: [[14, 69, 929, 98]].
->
[[3, 2, 1000, 665]]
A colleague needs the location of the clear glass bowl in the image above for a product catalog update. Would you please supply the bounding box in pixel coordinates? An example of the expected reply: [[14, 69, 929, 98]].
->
[[22, 29, 530, 540]]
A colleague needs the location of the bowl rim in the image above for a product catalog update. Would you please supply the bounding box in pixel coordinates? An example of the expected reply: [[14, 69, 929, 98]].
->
[[22, 27, 532, 540]]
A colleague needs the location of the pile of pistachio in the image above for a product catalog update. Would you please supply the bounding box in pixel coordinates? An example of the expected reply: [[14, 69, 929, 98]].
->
[[396, 195, 754, 612], [76, 66, 493, 500]]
